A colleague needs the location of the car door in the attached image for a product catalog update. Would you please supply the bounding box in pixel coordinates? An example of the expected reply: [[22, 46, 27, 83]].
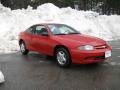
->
[[30, 25, 51, 54], [23, 27, 33, 50]]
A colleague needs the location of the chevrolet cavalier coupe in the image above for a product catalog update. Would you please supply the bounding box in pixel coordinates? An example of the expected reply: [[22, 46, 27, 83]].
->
[[19, 23, 112, 67]]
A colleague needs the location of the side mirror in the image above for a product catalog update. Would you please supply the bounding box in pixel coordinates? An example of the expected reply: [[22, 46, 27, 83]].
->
[[41, 32, 49, 36], [40, 28, 49, 36]]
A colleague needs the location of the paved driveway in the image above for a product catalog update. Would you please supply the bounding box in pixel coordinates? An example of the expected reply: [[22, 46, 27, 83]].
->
[[0, 40, 120, 90]]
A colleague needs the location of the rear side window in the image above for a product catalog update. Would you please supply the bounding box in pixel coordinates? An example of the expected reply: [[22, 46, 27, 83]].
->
[[25, 28, 32, 33]]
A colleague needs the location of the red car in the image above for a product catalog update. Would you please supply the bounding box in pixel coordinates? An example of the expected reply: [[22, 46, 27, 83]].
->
[[19, 23, 112, 67]]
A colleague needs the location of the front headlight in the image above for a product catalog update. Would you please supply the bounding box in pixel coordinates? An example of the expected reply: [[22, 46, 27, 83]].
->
[[78, 45, 94, 50]]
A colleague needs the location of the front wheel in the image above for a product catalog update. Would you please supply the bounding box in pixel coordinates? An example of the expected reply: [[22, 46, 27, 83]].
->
[[20, 41, 29, 55], [55, 48, 71, 67]]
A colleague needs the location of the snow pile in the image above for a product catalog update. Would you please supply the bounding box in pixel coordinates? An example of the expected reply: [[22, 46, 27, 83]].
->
[[0, 70, 5, 83], [0, 3, 120, 53]]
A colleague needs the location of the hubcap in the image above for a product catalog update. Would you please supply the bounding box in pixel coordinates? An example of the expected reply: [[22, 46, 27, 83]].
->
[[20, 43, 25, 52], [57, 51, 67, 65]]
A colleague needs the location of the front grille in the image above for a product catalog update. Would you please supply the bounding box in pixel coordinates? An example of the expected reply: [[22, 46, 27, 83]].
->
[[95, 55, 105, 60], [95, 44, 108, 49]]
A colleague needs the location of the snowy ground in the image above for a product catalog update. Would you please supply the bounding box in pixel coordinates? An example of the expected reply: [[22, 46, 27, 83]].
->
[[0, 3, 120, 54]]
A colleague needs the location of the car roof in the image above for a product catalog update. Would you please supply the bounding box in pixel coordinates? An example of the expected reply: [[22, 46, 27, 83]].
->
[[34, 23, 65, 26]]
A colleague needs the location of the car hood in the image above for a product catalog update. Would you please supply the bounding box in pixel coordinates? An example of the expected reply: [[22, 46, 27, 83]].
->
[[53, 34, 106, 46]]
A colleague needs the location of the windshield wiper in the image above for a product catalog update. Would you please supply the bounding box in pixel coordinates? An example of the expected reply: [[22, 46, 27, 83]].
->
[[54, 34, 67, 35], [54, 32, 80, 35], [68, 32, 80, 34]]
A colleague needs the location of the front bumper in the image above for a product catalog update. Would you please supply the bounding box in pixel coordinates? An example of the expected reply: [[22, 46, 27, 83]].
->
[[71, 47, 112, 64]]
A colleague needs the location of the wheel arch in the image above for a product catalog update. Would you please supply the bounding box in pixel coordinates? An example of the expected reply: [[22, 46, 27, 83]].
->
[[19, 39, 24, 45], [54, 45, 71, 58]]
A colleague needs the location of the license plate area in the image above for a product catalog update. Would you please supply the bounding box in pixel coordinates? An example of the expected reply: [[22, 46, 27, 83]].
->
[[105, 51, 111, 58]]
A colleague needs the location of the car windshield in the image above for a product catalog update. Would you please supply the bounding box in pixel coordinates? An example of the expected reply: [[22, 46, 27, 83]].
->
[[48, 24, 80, 35]]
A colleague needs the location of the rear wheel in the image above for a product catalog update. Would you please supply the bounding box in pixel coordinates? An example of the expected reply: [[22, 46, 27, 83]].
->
[[20, 41, 29, 55], [55, 47, 71, 67]]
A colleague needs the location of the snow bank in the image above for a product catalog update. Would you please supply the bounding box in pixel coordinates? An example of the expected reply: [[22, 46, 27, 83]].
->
[[0, 3, 120, 54], [0, 70, 5, 83]]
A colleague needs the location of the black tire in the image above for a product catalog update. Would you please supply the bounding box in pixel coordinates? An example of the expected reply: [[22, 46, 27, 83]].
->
[[55, 47, 71, 67], [20, 41, 29, 55]]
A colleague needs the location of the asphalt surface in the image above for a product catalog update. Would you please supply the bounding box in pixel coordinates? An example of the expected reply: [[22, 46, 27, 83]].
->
[[0, 40, 120, 90]]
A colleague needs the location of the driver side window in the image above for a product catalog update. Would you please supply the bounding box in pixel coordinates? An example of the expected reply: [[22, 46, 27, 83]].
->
[[32, 25, 48, 35]]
